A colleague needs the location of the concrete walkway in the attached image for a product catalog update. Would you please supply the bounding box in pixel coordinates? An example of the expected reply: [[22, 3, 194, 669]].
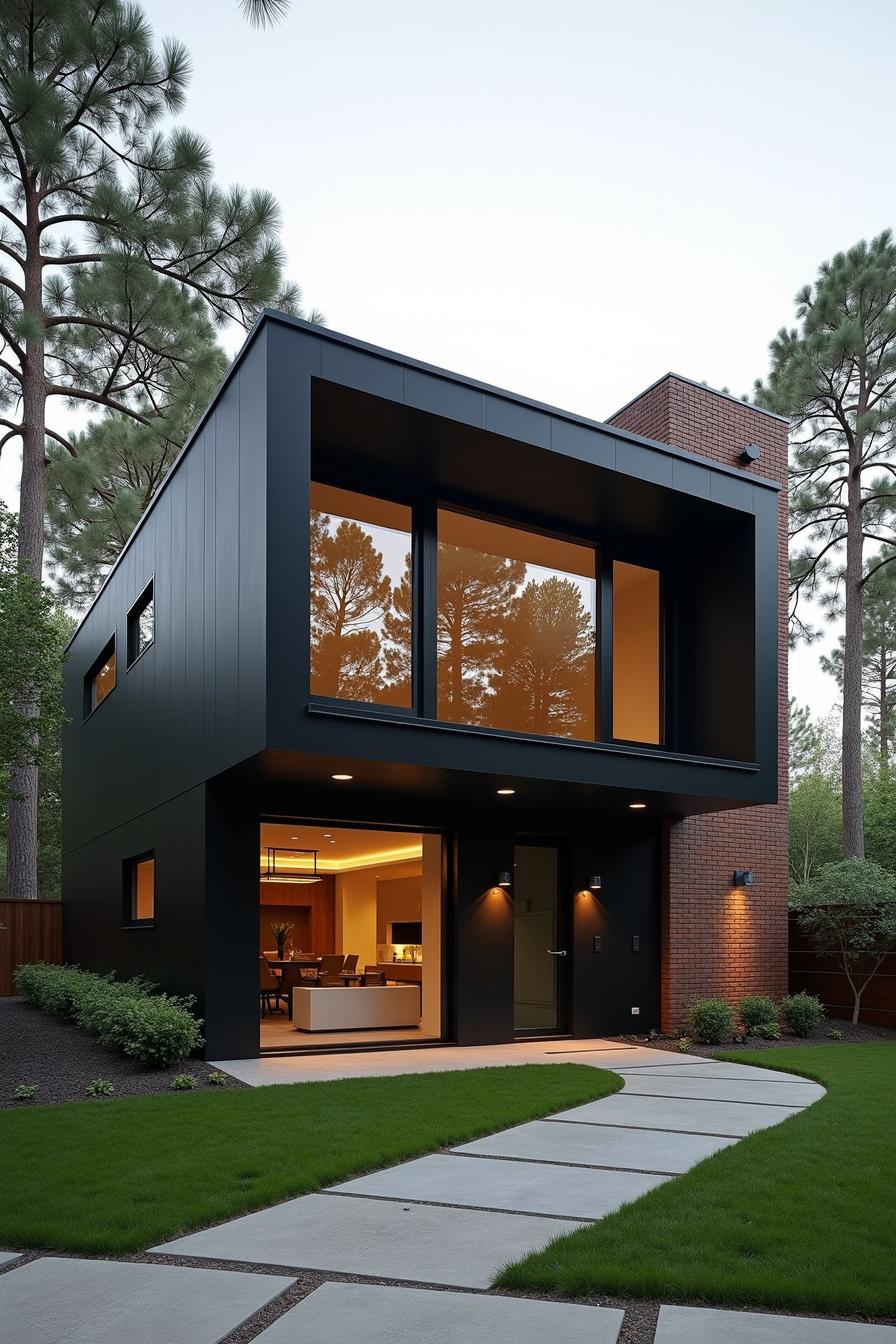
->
[[3, 1040, 892, 1343]]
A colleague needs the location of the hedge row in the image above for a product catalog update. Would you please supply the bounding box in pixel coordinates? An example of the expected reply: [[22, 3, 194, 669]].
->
[[686, 991, 825, 1044], [15, 963, 204, 1067]]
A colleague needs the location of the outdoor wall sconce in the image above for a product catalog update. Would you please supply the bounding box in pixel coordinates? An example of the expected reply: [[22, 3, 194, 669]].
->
[[739, 443, 761, 465], [588, 875, 602, 892], [498, 871, 512, 889], [732, 869, 756, 888]]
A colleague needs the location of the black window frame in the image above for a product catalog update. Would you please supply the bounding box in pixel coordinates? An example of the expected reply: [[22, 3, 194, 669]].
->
[[123, 851, 155, 928], [83, 635, 117, 720], [127, 579, 155, 668]]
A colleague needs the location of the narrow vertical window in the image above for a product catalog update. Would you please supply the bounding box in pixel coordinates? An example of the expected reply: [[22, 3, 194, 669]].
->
[[612, 561, 661, 744], [85, 639, 116, 716], [309, 483, 413, 707], [124, 854, 155, 926], [127, 581, 154, 666]]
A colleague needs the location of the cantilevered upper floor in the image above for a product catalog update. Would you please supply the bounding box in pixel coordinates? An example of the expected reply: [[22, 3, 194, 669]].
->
[[63, 313, 782, 850]]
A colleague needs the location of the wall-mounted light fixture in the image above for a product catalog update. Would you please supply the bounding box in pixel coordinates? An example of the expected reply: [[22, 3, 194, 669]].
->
[[732, 869, 756, 888], [498, 871, 512, 889], [739, 443, 761, 465], [588, 875, 602, 892]]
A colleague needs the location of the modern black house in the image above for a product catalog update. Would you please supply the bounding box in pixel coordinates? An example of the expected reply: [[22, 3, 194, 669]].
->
[[62, 313, 786, 1060]]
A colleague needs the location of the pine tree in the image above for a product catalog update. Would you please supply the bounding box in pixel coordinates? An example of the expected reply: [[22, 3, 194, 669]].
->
[[0, 0, 313, 897], [755, 233, 896, 858], [820, 554, 896, 774], [488, 576, 595, 737], [436, 543, 525, 723], [310, 511, 391, 701]]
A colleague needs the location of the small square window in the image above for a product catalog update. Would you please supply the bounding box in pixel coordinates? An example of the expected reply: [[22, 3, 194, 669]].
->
[[84, 639, 116, 717], [127, 581, 154, 666], [124, 854, 155, 926]]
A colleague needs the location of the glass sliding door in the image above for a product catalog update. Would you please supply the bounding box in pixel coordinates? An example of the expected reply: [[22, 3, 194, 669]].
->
[[513, 844, 563, 1032]]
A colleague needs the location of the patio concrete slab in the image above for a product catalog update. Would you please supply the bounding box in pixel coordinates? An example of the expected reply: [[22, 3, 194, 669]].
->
[[152, 1193, 581, 1289], [615, 1074, 825, 1106], [332, 1152, 670, 1218], [254, 1281, 624, 1343], [655, 1304, 896, 1343], [0, 1252, 21, 1266], [555, 1092, 803, 1136], [0, 1256, 293, 1344], [454, 1118, 736, 1172]]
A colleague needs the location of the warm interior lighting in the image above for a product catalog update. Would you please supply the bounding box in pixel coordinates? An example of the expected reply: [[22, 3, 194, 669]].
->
[[258, 841, 422, 874], [612, 561, 660, 744], [331, 773, 353, 781], [497, 788, 516, 796], [629, 801, 647, 810]]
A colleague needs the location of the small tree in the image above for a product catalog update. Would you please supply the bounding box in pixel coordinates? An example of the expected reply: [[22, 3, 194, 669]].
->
[[792, 857, 896, 1024]]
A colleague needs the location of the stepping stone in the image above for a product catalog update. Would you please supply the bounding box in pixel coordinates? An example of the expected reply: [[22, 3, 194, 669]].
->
[[554, 1092, 803, 1136], [616, 1074, 824, 1107], [0, 1256, 293, 1344], [152, 1193, 581, 1289], [0, 1252, 21, 1266], [454, 1119, 736, 1173], [254, 1280, 624, 1343], [332, 1152, 670, 1219], [655, 1304, 896, 1342]]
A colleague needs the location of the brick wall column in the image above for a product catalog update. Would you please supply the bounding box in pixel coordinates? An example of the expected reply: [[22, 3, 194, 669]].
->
[[610, 376, 789, 1030]]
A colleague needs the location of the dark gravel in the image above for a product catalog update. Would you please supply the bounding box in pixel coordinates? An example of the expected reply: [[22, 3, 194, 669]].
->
[[0, 997, 245, 1107], [610, 1018, 896, 1057]]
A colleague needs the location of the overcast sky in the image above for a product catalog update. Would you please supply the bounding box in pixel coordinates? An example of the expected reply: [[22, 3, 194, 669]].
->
[[4, 0, 895, 721]]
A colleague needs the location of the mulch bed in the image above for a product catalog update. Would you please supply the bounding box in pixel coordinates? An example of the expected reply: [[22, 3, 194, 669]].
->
[[610, 1018, 896, 1056], [0, 997, 245, 1108]]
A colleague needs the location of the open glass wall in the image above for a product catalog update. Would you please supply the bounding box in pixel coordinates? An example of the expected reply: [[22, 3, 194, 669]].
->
[[612, 561, 661, 744], [259, 822, 442, 1050]]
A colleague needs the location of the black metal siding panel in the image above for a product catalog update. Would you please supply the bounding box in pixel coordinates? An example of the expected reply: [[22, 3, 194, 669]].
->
[[62, 348, 269, 854]]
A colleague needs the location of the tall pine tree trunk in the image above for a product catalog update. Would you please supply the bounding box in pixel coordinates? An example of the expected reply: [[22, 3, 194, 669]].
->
[[842, 446, 865, 859], [5, 197, 45, 902]]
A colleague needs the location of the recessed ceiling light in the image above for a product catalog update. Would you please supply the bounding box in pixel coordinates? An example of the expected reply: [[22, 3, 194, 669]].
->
[[496, 788, 516, 796], [331, 773, 353, 781], [629, 801, 647, 810], [323, 833, 332, 838], [290, 835, 299, 840]]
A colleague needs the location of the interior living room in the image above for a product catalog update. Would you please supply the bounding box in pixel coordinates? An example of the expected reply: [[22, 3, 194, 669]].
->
[[259, 822, 442, 1051]]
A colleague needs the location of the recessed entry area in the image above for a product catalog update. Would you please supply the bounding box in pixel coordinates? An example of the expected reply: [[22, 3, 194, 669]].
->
[[259, 822, 442, 1051]]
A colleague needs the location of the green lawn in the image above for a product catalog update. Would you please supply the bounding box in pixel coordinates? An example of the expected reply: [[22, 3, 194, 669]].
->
[[2, 1063, 618, 1254], [498, 1044, 896, 1318]]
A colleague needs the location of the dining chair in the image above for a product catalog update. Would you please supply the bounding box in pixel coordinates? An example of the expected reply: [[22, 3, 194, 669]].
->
[[342, 953, 359, 973], [259, 956, 288, 1016], [319, 953, 347, 986], [362, 965, 386, 986]]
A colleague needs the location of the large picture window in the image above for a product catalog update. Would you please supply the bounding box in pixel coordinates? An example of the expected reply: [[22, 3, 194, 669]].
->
[[612, 561, 661, 744], [436, 510, 597, 739], [310, 484, 413, 707]]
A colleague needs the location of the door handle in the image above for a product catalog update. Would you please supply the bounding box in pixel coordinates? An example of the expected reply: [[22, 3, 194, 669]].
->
[[547, 948, 567, 956]]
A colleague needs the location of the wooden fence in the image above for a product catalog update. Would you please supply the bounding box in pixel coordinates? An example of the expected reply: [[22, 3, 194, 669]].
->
[[789, 912, 896, 1028], [0, 900, 63, 996]]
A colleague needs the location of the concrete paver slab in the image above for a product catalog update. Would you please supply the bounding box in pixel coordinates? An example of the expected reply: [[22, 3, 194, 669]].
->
[[0, 1252, 21, 1266], [614, 1062, 821, 1084], [0, 1256, 293, 1344], [616, 1074, 825, 1106], [655, 1304, 896, 1343], [254, 1281, 624, 1343], [555, 1092, 804, 1136], [455, 1118, 736, 1172], [332, 1152, 669, 1218], [152, 1193, 582, 1289]]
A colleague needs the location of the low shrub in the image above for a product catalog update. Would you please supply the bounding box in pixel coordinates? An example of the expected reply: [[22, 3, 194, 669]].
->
[[170, 1073, 198, 1091], [13, 1083, 39, 1101], [828, 1027, 843, 1040], [755, 1020, 781, 1040], [207, 1071, 229, 1086], [738, 995, 778, 1033], [86, 1079, 115, 1097], [686, 998, 734, 1045], [781, 991, 825, 1037], [14, 963, 203, 1067], [676, 1036, 693, 1053]]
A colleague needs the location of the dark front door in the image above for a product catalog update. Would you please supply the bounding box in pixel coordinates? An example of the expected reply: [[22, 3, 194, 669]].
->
[[513, 843, 566, 1034]]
